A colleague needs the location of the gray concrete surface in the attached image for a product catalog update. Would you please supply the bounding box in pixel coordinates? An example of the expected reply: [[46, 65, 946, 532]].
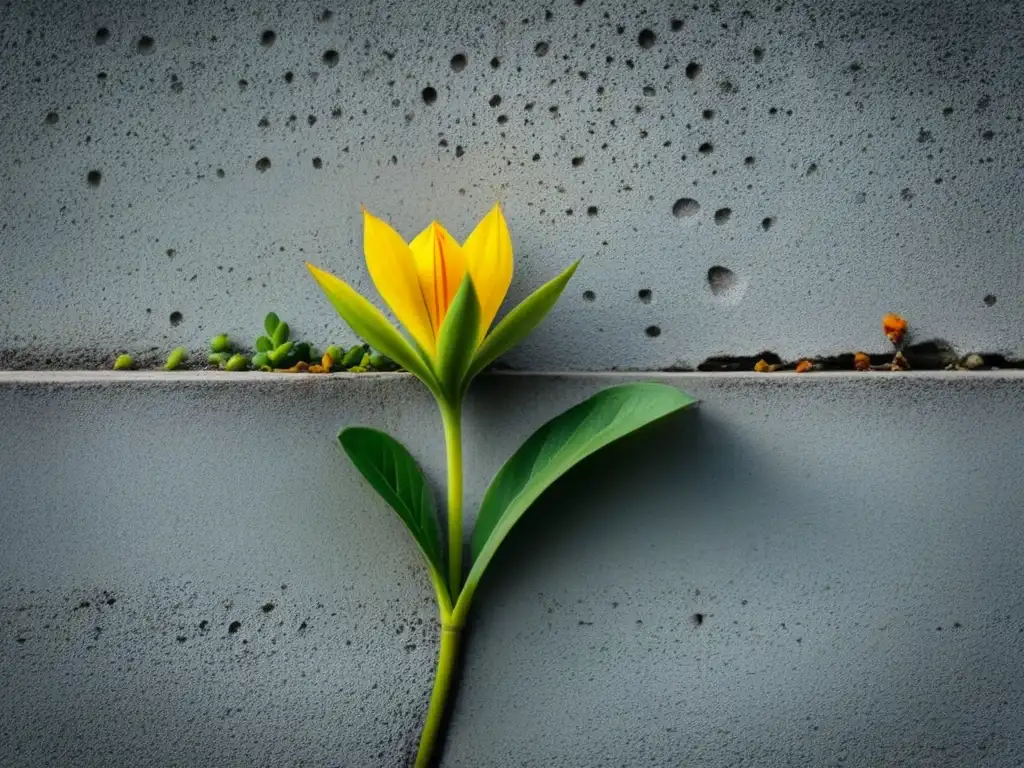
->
[[1, 0, 1022, 370], [1, 371, 1023, 766]]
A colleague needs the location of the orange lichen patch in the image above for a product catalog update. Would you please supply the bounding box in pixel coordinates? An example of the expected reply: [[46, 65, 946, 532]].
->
[[795, 359, 813, 373], [882, 313, 907, 345], [853, 352, 871, 371], [322, 353, 334, 371], [754, 359, 778, 373], [276, 361, 310, 373], [890, 351, 910, 371]]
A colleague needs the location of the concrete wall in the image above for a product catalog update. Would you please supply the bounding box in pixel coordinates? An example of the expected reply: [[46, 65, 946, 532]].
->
[[2, 371, 1023, 766], [1, 0, 1021, 369]]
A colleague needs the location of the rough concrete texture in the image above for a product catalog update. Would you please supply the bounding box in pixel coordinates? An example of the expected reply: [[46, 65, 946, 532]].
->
[[1, 0, 1021, 370], [1, 371, 1023, 767]]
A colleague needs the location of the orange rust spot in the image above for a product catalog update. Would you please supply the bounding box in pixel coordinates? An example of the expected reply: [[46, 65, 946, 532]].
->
[[853, 352, 871, 371], [322, 353, 334, 371], [882, 313, 907, 345], [753, 359, 777, 373], [795, 359, 813, 373]]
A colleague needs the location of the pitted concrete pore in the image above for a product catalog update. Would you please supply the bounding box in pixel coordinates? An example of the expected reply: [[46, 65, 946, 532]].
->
[[0, 371, 1023, 767], [0, 0, 1022, 370]]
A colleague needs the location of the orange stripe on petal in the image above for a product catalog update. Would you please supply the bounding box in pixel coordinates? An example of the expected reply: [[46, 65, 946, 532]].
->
[[362, 208, 438, 354], [462, 203, 514, 336], [409, 221, 467, 334]]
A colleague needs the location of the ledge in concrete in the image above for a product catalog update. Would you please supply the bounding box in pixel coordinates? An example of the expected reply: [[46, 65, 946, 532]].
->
[[1, 372, 1023, 767]]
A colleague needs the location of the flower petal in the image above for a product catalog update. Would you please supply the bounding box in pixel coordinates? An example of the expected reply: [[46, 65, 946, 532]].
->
[[462, 204, 514, 336], [362, 208, 438, 355], [409, 221, 468, 336]]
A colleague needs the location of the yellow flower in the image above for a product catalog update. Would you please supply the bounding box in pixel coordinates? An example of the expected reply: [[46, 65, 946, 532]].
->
[[307, 204, 577, 403]]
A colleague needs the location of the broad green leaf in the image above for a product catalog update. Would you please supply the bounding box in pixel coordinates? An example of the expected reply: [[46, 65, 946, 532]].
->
[[435, 274, 481, 401], [468, 260, 579, 378], [307, 263, 440, 394], [456, 382, 696, 618], [264, 312, 280, 336], [339, 427, 446, 582], [255, 336, 273, 353]]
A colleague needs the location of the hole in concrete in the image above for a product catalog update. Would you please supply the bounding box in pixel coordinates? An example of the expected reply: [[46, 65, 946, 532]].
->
[[228, 620, 241, 634], [672, 198, 700, 217], [692, 612, 704, 626], [261, 30, 276, 47], [490, 56, 500, 69], [638, 29, 656, 49], [422, 86, 438, 105], [489, 94, 502, 107], [572, 155, 584, 167], [984, 294, 997, 306], [685, 61, 702, 79], [450, 53, 467, 72], [136, 36, 155, 54], [284, 71, 294, 83], [216, 168, 225, 178], [707, 266, 737, 296], [86, 170, 102, 187], [312, 157, 322, 169], [535, 41, 549, 56], [714, 207, 731, 225], [671, 19, 683, 31], [320, 9, 333, 22], [261, 602, 275, 613], [645, 325, 662, 338], [702, 109, 715, 120], [95, 27, 110, 44], [45, 111, 59, 124], [638, 288, 652, 303], [582, 290, 596, 302], [699, 142, 713, 155], [744, 155, 755, 166], [323, 49, 339, 67], [586, 205, 598, 216], [255, 157, 271, 172], [762, 216, 775, 231], [753, 46, 764, 61], [169, 311, 183, 326]]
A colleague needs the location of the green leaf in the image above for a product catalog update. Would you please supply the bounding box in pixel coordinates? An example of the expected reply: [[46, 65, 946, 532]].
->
[[339, 427, 446, 583], [435, 274, 481, 401], [307, 263, 440, 394], [457, 382, 696, 618], [468, 260, 579, 378], [272, 321, 290, 347], [255, 336, 273, 353], [264, 312, 280, 336]]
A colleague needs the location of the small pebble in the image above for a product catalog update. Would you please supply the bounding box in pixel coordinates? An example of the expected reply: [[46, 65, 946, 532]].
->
[[963, 354, 984, 370]]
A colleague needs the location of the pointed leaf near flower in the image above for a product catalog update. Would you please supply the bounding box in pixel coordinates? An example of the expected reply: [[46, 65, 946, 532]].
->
[[305, 263, 440, 393]]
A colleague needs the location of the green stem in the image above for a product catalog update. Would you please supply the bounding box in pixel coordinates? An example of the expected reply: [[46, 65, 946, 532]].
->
[[441, 401, 463, 596], [414, 623, 462, 768]]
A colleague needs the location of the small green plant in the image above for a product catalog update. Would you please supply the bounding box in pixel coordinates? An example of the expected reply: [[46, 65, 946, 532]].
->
[[210, 334, 232, 353], [308, 204, 696, 766], [162, 346, 188, 371], [224, 353, 249, 371], [112, 353, 134, 370]]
